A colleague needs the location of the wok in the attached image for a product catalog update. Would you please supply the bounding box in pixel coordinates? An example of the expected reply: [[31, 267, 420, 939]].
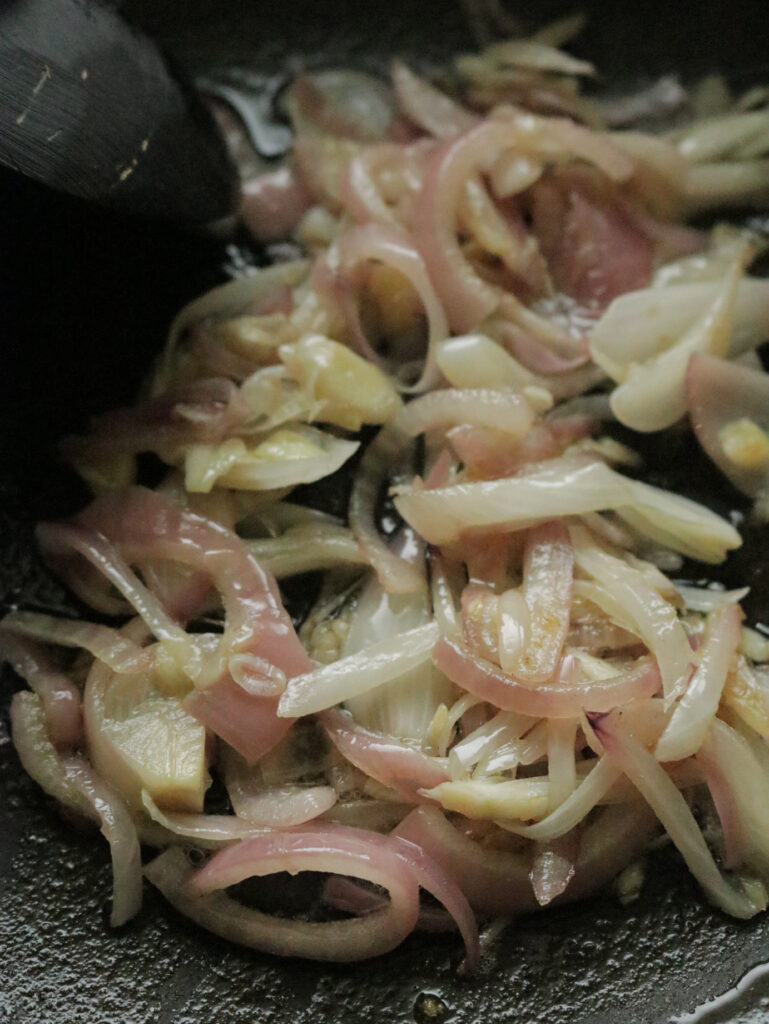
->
[[2, 1, 769, 1021]]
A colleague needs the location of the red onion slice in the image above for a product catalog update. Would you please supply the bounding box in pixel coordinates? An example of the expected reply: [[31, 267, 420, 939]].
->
[[175, 826, 421, 962], [320, 707, 449, 803], [394, 801, 657, 917], [686, 352, 769, 498], [0, 634, 82, 748], [415, 114, 633, 332], [337, 223, 449, 393], [10, 690, 94, 819], [37, 522, 187, 646], [588, 709, 765, 918], [53, 488, 311, 762], [696, 718, 769, 875], [434, 636, 661, 717], [13, 689, 143, 926], [63, 377, 250, 460], [223, 746, 337, 827]]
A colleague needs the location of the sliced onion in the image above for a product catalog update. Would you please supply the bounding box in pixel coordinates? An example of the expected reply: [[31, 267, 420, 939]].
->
[[184, 428, 360, 493], [155, 261, 310, 395], [394, 801, 658, 917], [223, 745, 337, 827], [571, 525, 693, 700], [0, 634, 82, 748], [279, 622, 439, 718], [388, 834, 479, 969], [589, 277, 769, 384], [286, 70, 396, 143], [337, 223, 449, 392], [655, 602, 742, 762], [320, 706, 449, 803], [141, 790, 268, 846], [147, 831, 419, 962], [674, 582, 750, 613], [0, 610, 153, 675], [49, 487, 310, 762], [500, 756, 621, 841], [37, 521, 187, 646], [686, 352, 769, 498], [608, 255, 743, 432], [546, 718, 578, 811], [697, 718, 769, 875], [64, 378, 250, 464], [245, 525, 365, 578], [393, 455, 741, 563], [391, 60, 478, 138], [61, 758, 143, 926], [10, 690, 94, 817], [415, 114, 632, 333], [588, 709, 765, 918], [434, 636, 661, 717], [515, 521, 573, 683], [350, 389, 534, 593]]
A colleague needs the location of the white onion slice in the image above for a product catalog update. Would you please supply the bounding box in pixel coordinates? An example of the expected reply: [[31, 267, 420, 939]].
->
[[394, 456, 741, 563], [608, 255, 743, 432], [655, 602, 742, 762], [391, 60, 478, 138], [589, 277, 769, 384], [278, 622, 440, 717]]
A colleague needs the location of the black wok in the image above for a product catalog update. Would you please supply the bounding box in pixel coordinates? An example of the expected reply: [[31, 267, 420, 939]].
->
[[2, 2, 769, 1021]]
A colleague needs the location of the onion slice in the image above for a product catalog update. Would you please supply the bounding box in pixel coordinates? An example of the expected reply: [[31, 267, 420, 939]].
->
[[278, 622, 439, 718], [0, 634, 82, 748], [655, 602, 742, 762], [320, 706, 450, 803], [337, 223, 449, 392], [515, 521, 573, 683], [62, 758, 143, 926], [0, 610, 153, 675], [588, 709, 765, 918], [686, 352, 769, 498], [394, 455, 741, 563], [391, 60, 478, 138], [174, 827, 420, 962], [434, 636, 661, 717], [350, 389, 534, 592]]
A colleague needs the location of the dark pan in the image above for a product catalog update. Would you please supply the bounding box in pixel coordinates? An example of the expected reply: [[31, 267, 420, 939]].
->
[[2, 2, 769, 1021]]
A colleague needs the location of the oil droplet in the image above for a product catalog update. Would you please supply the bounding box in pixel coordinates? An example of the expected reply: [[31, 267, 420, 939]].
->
[[414, 991, 450, 1023]]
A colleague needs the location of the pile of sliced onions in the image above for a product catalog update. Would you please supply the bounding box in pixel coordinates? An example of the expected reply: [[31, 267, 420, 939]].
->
[[6, 14, 769, 972]]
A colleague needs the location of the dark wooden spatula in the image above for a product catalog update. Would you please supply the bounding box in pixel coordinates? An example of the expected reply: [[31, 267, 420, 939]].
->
[[0, 0, 239, 223]]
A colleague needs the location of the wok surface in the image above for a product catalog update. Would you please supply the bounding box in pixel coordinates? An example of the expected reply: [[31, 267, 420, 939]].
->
[[2, 2, 769, 1021]]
